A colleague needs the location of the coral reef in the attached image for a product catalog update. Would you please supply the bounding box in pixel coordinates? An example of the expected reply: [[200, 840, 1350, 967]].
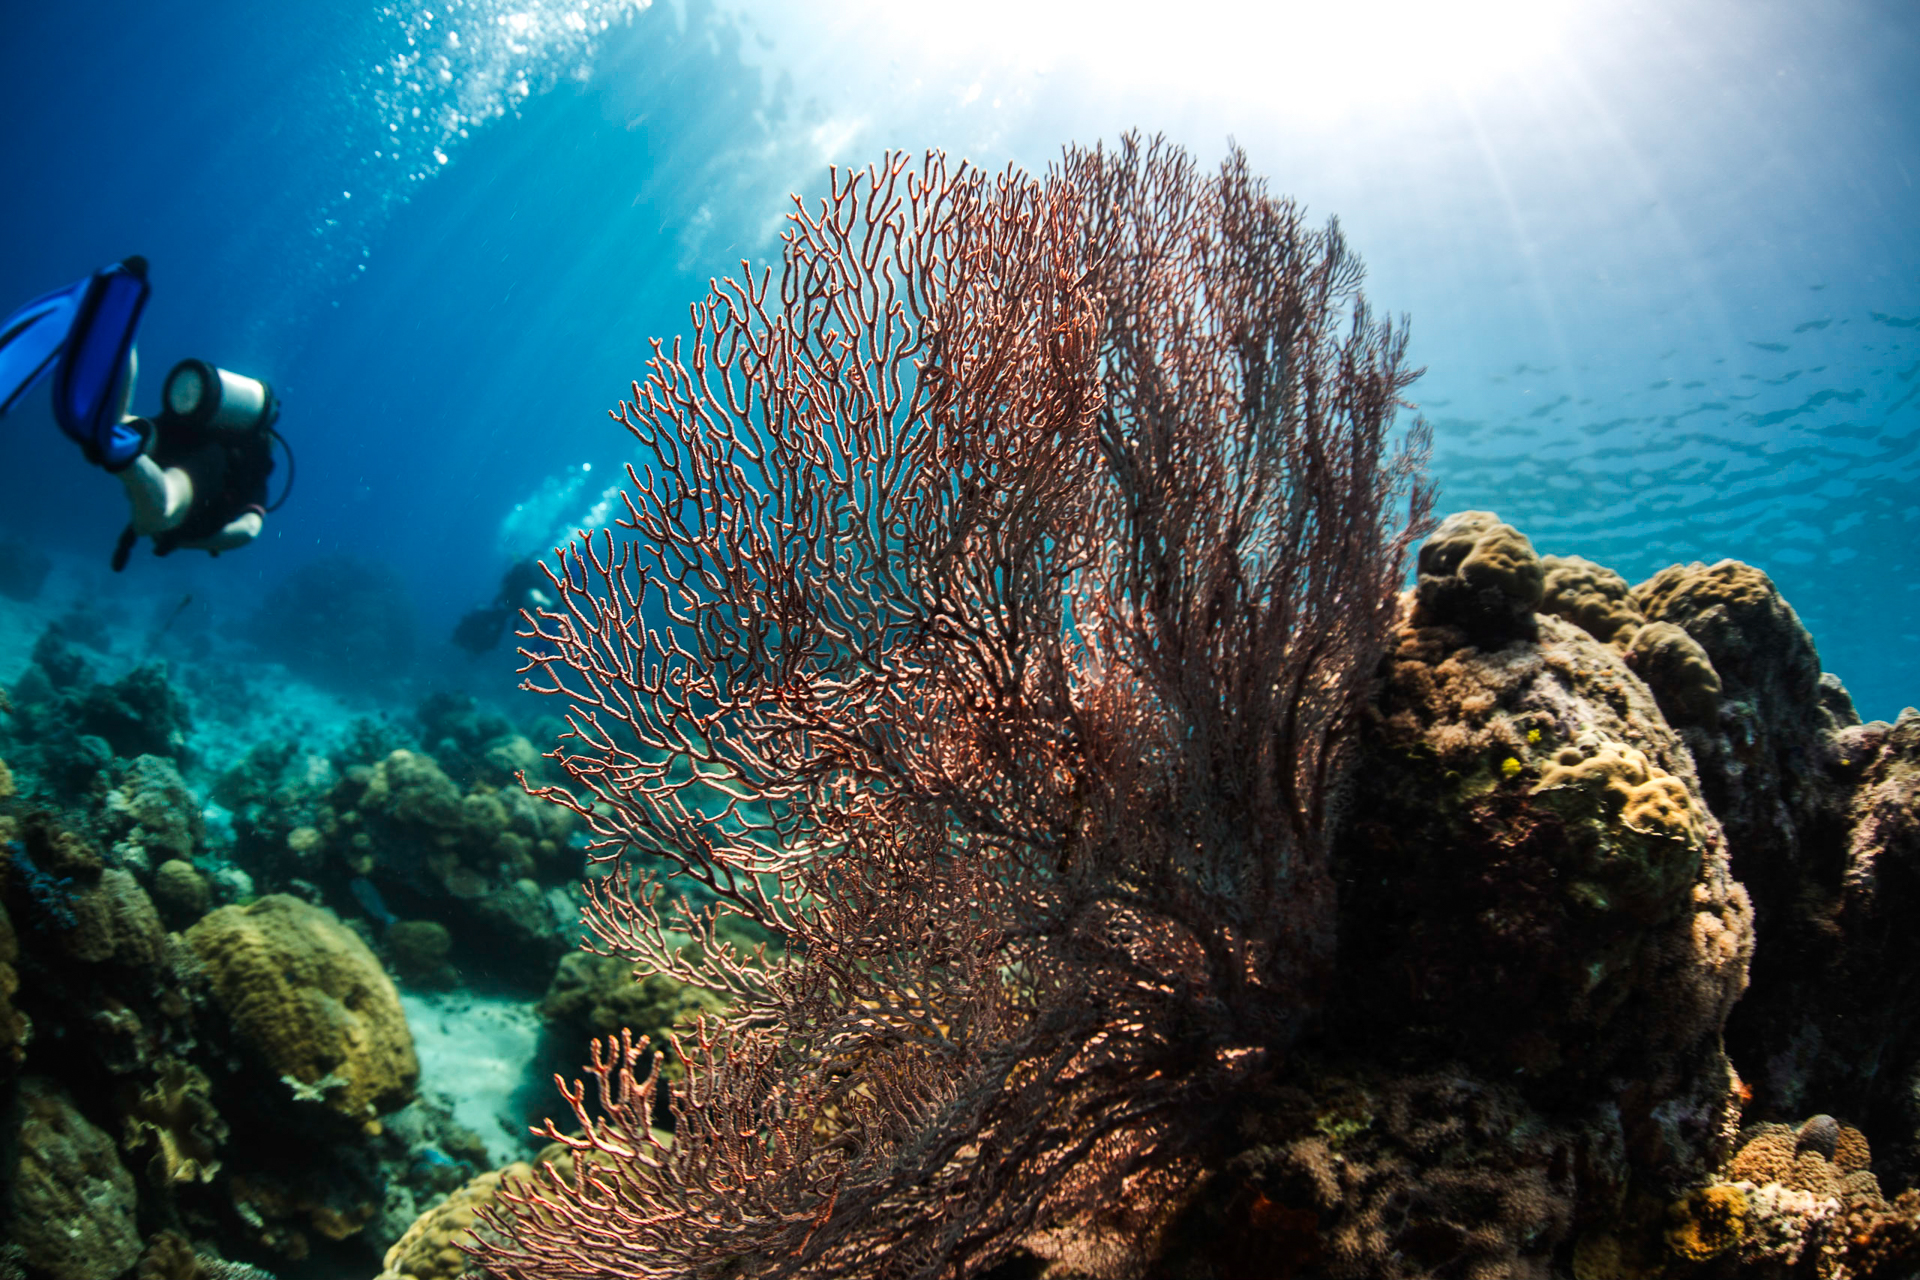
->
[[1541, 554, 1645, 650], [4, 625, 192, 795], [185, 894, 419, 1122], [1150, 1068, 1580, 1279], [216, 724, 577, 989], [376, 1139, 603, 1280], [0, 631, 586, 1278], [537, 951, 722, 1080], [1332, 606, 1749, 1169], [1413, 510, 1545, 642]]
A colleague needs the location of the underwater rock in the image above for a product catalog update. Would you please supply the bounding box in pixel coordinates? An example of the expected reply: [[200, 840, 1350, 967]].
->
[[75, 662, 193, 762], [1725, 706, 1920, 1177], [186, 894, 419, 1122], [6, 1076, 144, 1280], [1411, 510, 1544, 641], [4, 637, 193, 798], [105, 753, 205, 871], [1334, 606, 1749, 1155], [386, 919, 457, 989], [1630, 559, 1839, 896], [1150, 1069, 1578, 1280]]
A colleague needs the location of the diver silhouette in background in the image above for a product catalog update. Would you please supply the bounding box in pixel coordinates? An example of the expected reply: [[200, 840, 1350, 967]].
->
[[0, 257, 293, 571], [452, 558, 555, 654]]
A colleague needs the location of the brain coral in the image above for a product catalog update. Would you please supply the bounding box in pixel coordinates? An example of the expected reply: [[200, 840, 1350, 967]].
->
[[1541, 554, 1646, 650], [1413, 510, 1544, 640], [186, 894, 419, 1121]]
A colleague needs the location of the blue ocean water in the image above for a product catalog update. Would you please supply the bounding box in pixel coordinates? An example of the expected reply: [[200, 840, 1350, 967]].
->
[[0, 0, 1915, 718]]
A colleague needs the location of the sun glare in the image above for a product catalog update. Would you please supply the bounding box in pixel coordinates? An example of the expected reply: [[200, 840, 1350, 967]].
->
[[819, 0, 1579, 117]]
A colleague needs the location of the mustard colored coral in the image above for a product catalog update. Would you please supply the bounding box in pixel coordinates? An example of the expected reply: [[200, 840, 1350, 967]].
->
[[1531, 732, 1707, 922], [1414, 510, 1545, 639], [186, 894, 418, 1120], [1542, 554, 1646, 650], [1665, 1183, 1748, 1261], [1625, 621, 1722, 727]]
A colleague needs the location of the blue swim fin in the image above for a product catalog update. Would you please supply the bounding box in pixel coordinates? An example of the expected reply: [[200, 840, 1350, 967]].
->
[[0, 275, 86, 416], [53, 256, 150, 470]]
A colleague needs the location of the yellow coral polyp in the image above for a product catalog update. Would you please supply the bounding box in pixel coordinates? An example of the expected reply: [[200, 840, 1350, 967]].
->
[[1664, 1183, 1747, 1262], [1501, 756, 1523, 778]]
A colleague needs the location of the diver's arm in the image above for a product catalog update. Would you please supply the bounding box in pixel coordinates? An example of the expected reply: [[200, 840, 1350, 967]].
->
[[117, 454, 193, 534], [174, 509, 263, 553]]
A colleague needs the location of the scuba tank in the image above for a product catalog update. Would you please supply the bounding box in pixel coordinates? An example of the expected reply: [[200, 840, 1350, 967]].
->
[[160, 359, 278, 431]]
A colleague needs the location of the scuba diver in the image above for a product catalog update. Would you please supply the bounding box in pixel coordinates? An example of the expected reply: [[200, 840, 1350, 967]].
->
[[452, 558, 555, 654], [0, 256, 292, 571]]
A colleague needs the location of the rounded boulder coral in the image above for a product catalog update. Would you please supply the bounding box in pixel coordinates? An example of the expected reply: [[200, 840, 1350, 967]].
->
[[1541, 554, 1646, 650], [1624, 621, 1722, 727], [1531, 732, 1707, 923], [1413, 510, 1545, 641], [186, 895, 419, 1121]]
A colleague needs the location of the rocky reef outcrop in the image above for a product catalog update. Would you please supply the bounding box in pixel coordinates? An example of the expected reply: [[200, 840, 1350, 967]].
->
[[1056, 513, 1920, 1279]]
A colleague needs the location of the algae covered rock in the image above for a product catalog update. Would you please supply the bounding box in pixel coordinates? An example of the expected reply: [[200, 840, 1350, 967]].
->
[[6, 1076, 143, 1280], [1155, 1069, 1579, 1280], [1338, 609, 1749, 1096], [387, 919, 457, 989], [104, 753, 204, 870], [1333, 523, 1752, 1193], [187, 894, 418, 1121]]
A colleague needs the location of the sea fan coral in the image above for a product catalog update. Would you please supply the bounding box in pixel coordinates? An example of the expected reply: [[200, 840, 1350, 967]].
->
[[483, 136, 1430, 1279]]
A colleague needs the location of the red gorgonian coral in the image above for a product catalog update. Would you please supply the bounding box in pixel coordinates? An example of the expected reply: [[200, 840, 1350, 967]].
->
[[479, 134, 1433, 1279]]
